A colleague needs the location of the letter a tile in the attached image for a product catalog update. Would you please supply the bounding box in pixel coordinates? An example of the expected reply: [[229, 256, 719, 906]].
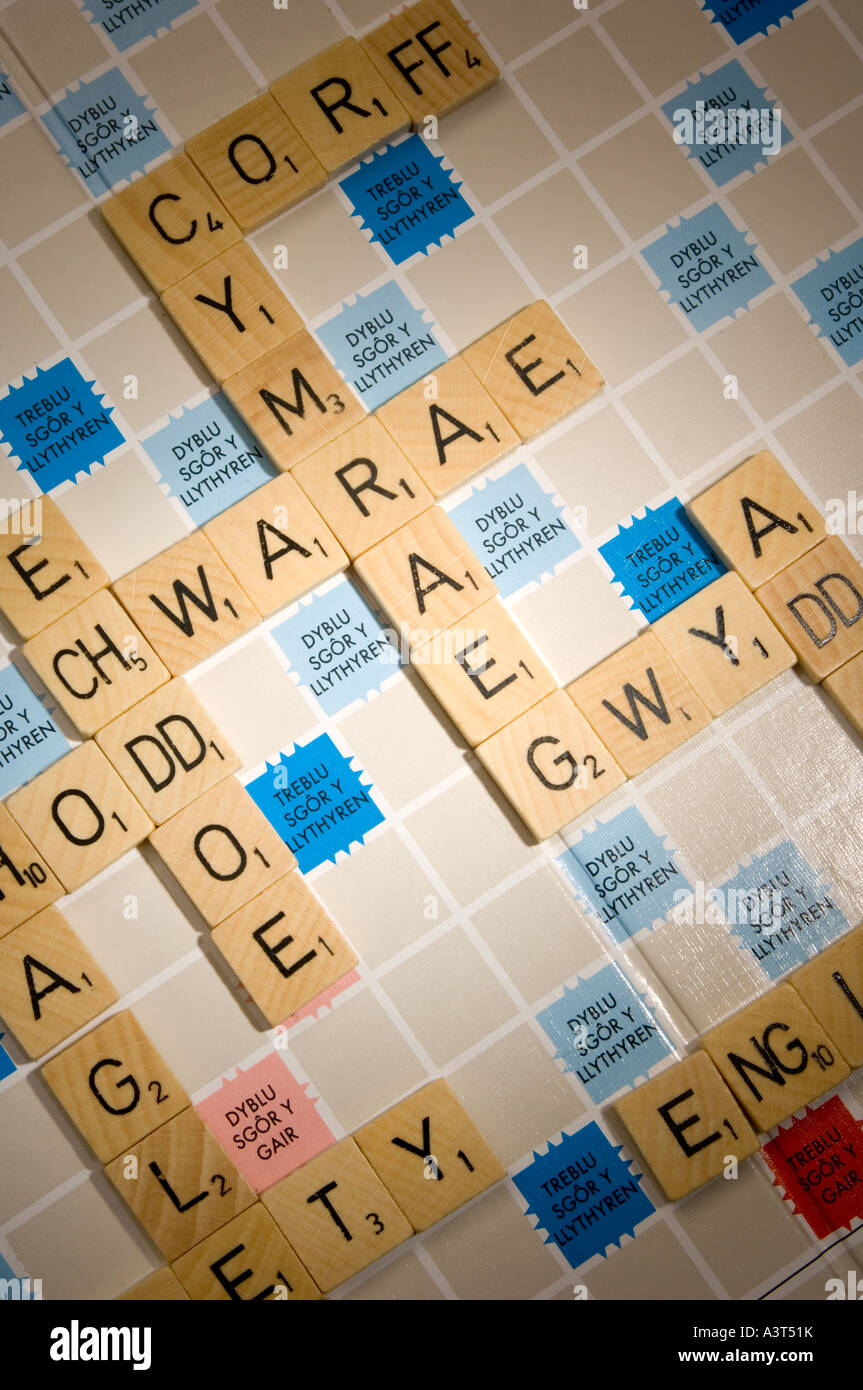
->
[[0, 906, 117, 1058], [688, 451, 825, 590]]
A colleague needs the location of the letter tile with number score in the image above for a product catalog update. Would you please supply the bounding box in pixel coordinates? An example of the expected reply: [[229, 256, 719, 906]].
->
[[7, 742, 153, 893], [292, 418, 433, 560], [376, 355, 519, 498], [96, 678, 241, 826], [203, 471, 347, 617], [101, 154, 242, 294], [0, 496, 108, 639], [23, 588, 169, 737], [462, 301, 604, 442], [185, 93, 325, 233], [271, 37, 409, 176], [112, 532, 260, 678], [116, 1267, 188, 1301], [105, 1107, 256, 1261], [354, 1080, 505, 1231], [353, 506, 497, 646], [755, 537, 863, 681], [791, 923, 863, 1069], [41, 1010, 189, 1163], [161, 243, 303, 383], [702, 983, 850, 1133], [567, 631, 711, 777], [0, 906, 117, 1058], [687, 450, 825, 590], [362, 0, 498, 122], [262, 1136, 412, 1291], [211, 873, 357, 1026], [652, 572, 796, 717], [0, 802, 62, 938], [412, 597, 556, 746], [149, 778, 297, 927], [823, 651, 863, 735], [171, 1203, 320, 1301], [614, 1051, 760, 1201], [224, 331, 366, 472], [476, 690, 626, 841]]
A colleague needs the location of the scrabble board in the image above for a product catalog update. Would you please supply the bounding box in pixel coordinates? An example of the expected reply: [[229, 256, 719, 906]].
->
[[0, 0, 862, 1312]]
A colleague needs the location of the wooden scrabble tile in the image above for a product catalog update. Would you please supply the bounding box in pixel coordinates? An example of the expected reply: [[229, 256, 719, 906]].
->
[[116, 1267, 188, 1301], [271, 37, 409, 176], [7, 742, 153, 893], [476, 690, 626, 842], [823, 651, 863, 735], [652, 572, 796, 717], [688, 450, 825, 590], [105, 1107, 256, 1262], [412, 596, 555, 746], [566, 631, 711, 778], [171, 1204, 320, 1301], [702, 983, 850, 1133], [203, 471, 348, 618], [614, 1051, 760, 1201], [0, 906, 116, 1059], [149, 777, 296, 928], [23, 589, 170, 737], [0, 802, 62, 939], [185, 93, 325, 233], [376, 355, 519, 498], [101, 153, 242, 294], [462, 301, 604, 442], [0, 496, 108, 639], [754, 537, 863, 681], [791, 924, 863, 1069], [161, 243, 303, 383], [362, 0, 498, 123], [354, 1079, 504, 1231], [96, 677, 241, 826], [353, 506, 496, 647], [262, 1136, 412, 1291], [223, 331, 366, 473], [41, 1009, 189, 1163], [112, 532, 260, 677], [292, 418, 433, 560], [211, 873, 357, 1026]]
